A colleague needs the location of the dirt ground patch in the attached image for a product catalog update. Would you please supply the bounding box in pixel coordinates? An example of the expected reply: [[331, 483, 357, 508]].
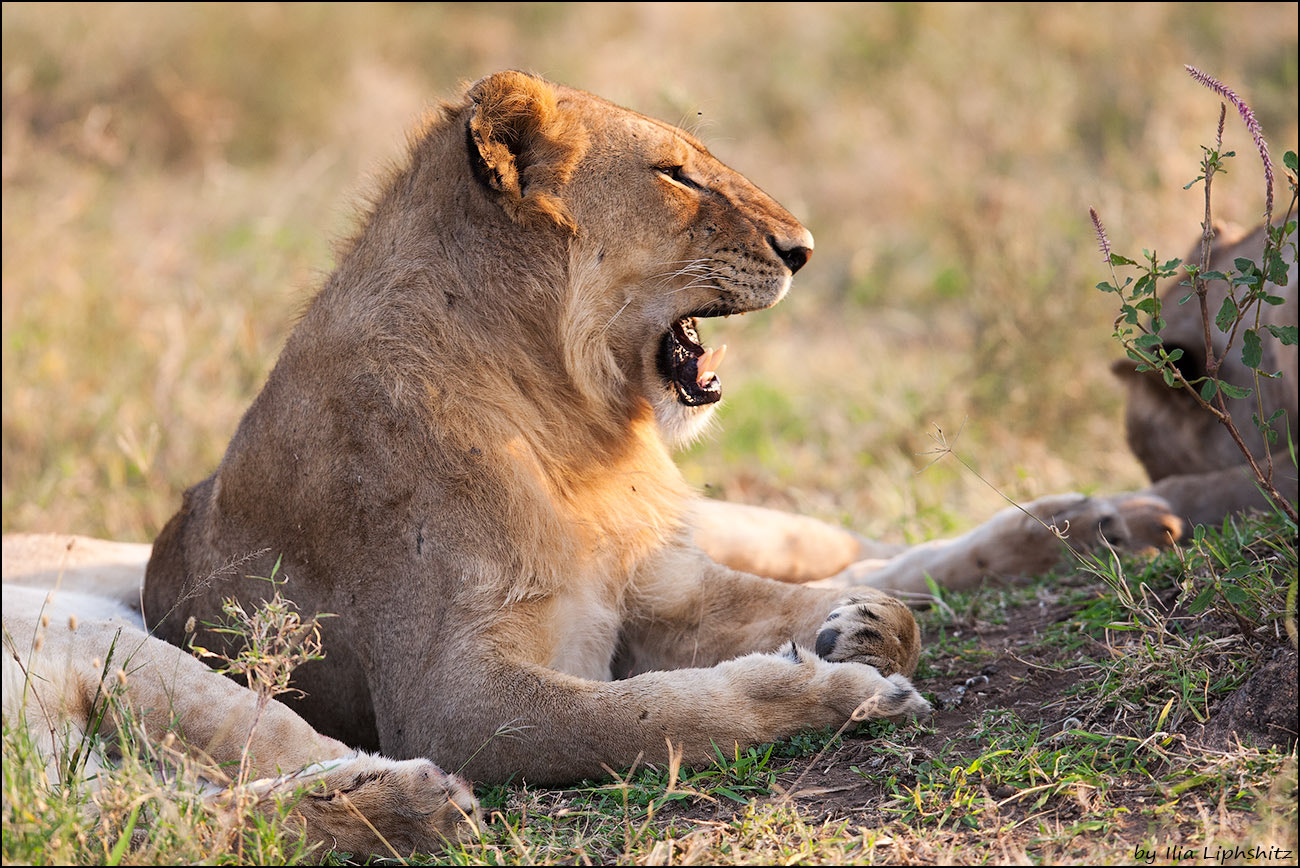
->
[[580, 573, 1300, 864]]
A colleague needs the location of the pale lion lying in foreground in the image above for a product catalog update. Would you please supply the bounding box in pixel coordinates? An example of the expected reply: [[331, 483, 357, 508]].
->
[[6, 71, 1187, 830], [2, 558, 479, 858]]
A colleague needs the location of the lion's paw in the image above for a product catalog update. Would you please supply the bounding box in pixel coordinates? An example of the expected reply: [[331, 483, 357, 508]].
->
[[288, 753, 480, 856], [980, 493, 1127, 575], [773, 644, 932, 721], [1021, 493, 1121, 543], [813, 591, 921, 677], [1105, 493, 1184, 551]]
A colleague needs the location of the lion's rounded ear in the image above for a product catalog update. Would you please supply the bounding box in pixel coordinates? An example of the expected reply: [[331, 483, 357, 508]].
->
[[1110, 357, 1139, 380], [466, 70, 587, 232]]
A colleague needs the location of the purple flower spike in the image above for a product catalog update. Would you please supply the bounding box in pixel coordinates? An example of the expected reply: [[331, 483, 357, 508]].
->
[[1089, 207, 1112, 266], [1185, 65, 1275, 224]]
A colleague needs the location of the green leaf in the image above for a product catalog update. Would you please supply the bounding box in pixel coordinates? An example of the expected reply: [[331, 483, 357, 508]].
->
[[1241, 329, 1263, 369], [1125, 348, 1151, 364], [1263, 249, 1292, 285], [1219, 381, 1252, 399], [1200, 270, 1229, 283], [1265, 324, 1298, 346], [1108, 253, 1138, 267], [1285, 151, 1298, 173], [106, 804, 141, 866], [1134, 333, 1163, 348], [1222, 585, 1249, 605], [1214, 296, 1239, 332], [1253, 413, 1281, 443], [1199, 379, 1218, 401], [1170, 773, 1214, 796]]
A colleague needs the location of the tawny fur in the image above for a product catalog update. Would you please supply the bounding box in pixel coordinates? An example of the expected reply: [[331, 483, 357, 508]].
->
[[142, 71, 928, 786], [1112, 222, 1298, 529]]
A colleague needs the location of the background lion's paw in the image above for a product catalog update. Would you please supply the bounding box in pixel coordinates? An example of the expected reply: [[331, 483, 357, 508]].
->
[[1022, 493, 1118, 539], [814, 591, 920, 677], [1105, 493, 1184, 551], [997, 493, 1128, 564]]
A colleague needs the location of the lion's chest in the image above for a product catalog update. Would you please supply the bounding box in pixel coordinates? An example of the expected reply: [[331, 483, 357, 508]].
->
[[542, 570, 626, 681]]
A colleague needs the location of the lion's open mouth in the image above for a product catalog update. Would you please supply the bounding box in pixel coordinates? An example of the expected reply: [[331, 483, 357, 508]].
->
[[658, 317, 728, 406]]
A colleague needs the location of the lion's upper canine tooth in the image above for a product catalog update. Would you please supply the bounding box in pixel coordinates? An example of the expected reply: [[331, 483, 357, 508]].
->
[[696, 347, 714, 377], [696, 344, 727, 387]]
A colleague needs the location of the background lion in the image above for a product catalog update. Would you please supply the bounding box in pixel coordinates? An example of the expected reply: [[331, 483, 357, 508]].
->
[[1112, 222, 1298, 528]]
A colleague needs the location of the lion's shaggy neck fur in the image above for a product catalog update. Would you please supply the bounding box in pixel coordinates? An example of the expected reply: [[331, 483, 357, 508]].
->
[[256, 96, 688, 598], [143, 71, 861, 771]]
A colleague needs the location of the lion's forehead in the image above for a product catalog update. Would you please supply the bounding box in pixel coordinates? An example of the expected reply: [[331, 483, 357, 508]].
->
[[555, 90, 712, 160]]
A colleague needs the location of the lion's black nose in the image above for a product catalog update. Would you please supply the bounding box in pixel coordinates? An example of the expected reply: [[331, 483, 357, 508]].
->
[[769, 234, 813, 274]]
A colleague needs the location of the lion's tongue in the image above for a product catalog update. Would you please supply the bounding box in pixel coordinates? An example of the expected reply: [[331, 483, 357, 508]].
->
[[696, 343, 727, 387]]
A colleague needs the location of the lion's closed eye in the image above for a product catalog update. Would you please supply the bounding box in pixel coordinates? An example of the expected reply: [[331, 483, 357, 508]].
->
[[656, 164, 706, 191]]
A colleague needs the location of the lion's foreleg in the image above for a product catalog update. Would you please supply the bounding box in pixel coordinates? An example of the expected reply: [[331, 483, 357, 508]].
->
[[402, 649, 928, 786]]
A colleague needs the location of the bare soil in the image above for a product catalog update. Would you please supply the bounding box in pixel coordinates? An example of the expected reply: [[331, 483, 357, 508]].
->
[[638, 576, 1297, 862]]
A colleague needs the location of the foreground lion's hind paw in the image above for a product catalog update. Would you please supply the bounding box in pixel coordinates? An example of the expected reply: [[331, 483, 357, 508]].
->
[[297, 754, 481, 855]]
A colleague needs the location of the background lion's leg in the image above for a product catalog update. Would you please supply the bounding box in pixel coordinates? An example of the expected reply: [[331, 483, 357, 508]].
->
[[4, 584, 480, 856], [813, 494, 1136, 595], [690, 499, 903, 582], [4, 585, 349, 779], [1141, 456, 1298, 531], [2, 533, 149, 614]]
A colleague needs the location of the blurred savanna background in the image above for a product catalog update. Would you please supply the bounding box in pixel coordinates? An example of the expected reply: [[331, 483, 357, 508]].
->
[[3, 2, 1297, 547]]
